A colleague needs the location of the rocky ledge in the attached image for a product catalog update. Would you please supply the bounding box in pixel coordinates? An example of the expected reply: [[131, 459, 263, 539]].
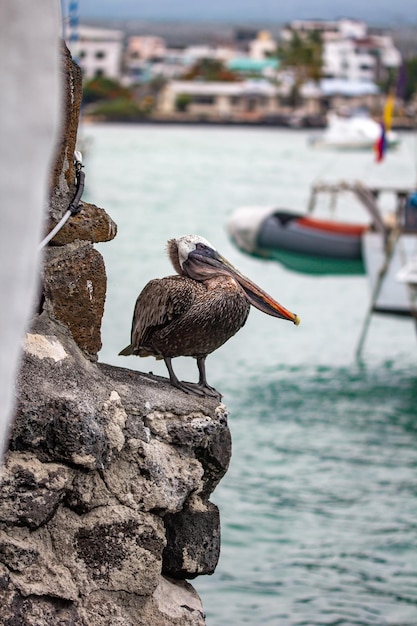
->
[[0, 313, 230, 625]]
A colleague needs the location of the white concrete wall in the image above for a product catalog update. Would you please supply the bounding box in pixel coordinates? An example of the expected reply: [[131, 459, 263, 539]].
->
[[0, 0, 61, 461]]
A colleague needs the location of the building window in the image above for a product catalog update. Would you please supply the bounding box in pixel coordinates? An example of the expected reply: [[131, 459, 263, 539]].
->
[[95, 69, 104, 77], [95, 50, 105, 59], [78, 50, 86, 59], [192, 95, 214, 105], [246, 98, 257, 112]]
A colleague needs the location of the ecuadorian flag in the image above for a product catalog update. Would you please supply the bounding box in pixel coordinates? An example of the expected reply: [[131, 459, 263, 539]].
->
[[375, 123, 386, 162], [375, 93, 394, 162]]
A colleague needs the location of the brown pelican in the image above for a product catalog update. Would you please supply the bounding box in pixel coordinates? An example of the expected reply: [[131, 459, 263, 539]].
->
[[119, 235, 300, 398]]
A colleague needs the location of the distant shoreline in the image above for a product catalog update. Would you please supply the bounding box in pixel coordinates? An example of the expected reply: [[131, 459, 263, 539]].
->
[[82, 115, 416, 131]]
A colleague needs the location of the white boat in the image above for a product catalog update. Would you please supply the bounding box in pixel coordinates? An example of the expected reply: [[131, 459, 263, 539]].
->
[[227, 204, 367, 276], [363, 232, 417, 316], [395, 239, 417, 319], [228, 182, 417, 316], [363, 190, 417, 317], [228, 183, 417, 357], [397, 259, 417, 286], [309, 112, 400, 151]]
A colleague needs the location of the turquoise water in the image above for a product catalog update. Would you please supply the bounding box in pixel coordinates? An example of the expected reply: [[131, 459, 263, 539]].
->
[[85, 124, 417, 625]]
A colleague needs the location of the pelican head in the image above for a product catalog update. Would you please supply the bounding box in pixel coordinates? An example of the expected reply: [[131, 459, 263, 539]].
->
[[167, 235, 300, 325]]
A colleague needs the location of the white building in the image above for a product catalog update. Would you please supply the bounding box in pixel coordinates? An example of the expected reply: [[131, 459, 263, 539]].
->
[[301, 77, 381, 113], [124, 40, 237, 85], [67, 26, 124, 80], [148, 50, 193, 80], [183, 45, 237, 65], [124, 35, 168, 84], [324, 34, 401, 83], [249, 31, 277, 60], [324, 39, 375, 82], [159, 80, 279, 119], [282, 19, 401, 84], [125, 36, 166, 62], [335, 18, 367, 39], [286, 18, 367, 40]]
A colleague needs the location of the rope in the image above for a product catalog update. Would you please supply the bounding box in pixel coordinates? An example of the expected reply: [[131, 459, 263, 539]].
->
[[38, 152, 85, 251]]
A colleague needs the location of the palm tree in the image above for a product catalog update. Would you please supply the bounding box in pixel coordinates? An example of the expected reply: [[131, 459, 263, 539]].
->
[[278, 29, 323, 105]]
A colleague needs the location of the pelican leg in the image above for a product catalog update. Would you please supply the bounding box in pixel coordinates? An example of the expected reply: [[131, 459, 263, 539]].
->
[[194, 356, 222, 399], [196, 356, 218, 395], [163, 356, 221, 399], [163, 357, 205, 396]]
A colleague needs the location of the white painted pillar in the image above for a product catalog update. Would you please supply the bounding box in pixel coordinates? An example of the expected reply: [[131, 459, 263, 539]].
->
[[0, 0, 61, 460]]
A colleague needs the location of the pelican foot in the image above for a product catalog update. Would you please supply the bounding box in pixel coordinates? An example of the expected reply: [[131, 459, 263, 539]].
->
[[181, 381, 222, 400], [169, 379, 206, 397], [169, 379, 222, 400]]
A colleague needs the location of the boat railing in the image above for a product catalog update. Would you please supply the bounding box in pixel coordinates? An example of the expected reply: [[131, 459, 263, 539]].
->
[[307, 181, 415, 246]]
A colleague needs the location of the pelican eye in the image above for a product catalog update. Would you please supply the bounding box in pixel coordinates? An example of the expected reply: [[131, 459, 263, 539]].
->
[[195, 243, 215, 257]]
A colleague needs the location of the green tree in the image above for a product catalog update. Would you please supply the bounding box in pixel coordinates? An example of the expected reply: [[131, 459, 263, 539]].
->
[[82, 77, 132, 104], [175, 93, 192, 112], [90, 98, 145, 121], [277, 29, 323, 101], [181, 59, 239, 82]]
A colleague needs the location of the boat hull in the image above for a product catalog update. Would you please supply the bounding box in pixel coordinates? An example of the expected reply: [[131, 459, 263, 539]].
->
[[309, 137, 400, 152], [228, 206, 366, 276], [308, 113, 400, 152], [362, 232, 417, 316]]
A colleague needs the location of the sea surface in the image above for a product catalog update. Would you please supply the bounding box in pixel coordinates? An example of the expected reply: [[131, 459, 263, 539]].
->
[[84, 123, 417, 626]]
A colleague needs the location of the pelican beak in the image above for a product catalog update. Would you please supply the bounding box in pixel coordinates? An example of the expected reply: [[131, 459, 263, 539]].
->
[[184, 248, 300, 325]]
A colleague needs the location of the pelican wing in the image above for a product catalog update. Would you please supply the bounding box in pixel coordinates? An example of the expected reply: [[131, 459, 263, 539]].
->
[[130, 276, 195, 349]]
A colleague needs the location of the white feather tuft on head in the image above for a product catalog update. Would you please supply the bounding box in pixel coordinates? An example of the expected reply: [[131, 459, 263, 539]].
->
[[175, 234, 215, 268]]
